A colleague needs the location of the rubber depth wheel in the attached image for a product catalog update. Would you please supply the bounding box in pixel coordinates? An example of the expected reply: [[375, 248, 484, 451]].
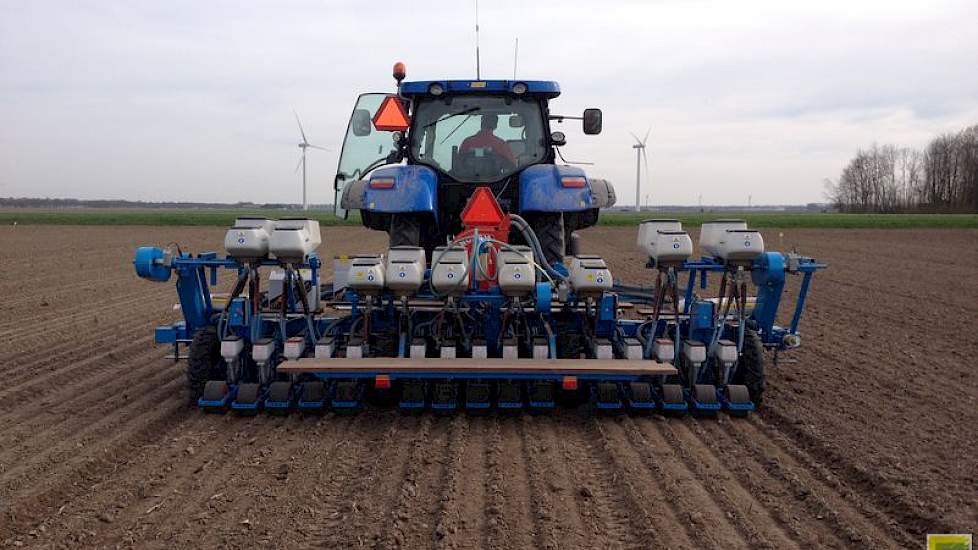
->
[[302, 381, 326, 402], [498, 382, 521, 404], [236, 383, 260, 404], [186, 327, 227, 406], [527, 213, 565, 267], [201, 380, 229, 402], [466, 381, 491, 404], [726, 384, 751, 418], [727, 384, 750, 404], [629, 382, 652, 403], [661, 384, 684, 404], [732, 329, 766, 407], [693, 384, 717, 404], [528, 381, 554, 403], [268, 381, 292, 402], [334, 381, 360, 402], [433, 382, 458, 403], [597, 382, 620, 403]]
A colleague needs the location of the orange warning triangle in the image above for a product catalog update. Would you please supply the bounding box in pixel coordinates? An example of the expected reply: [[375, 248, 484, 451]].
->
[[372, 95, 411, 132], [461, 187, 506, 227]]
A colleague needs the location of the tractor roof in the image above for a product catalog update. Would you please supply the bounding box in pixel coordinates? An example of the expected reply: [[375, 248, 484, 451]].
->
[[399, 80, 560, 98]]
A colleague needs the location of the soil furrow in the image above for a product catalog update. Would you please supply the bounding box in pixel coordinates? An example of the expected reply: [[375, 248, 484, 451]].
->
[[0, 395, 189, 540], [0, 356, 179, 469], [372, 414, 435, 549], [724, 418, 907, 548], [744, 414, 922, 547], [315, 411, 414, 549], [385, 417, 453, 550], [693, 421, 849, 548], [516, 415, 588, 550], [0, 374, 185, 497], [438, 415, 490, 550], [660, 418, 801, 549], [484, 416, 535, 550], [432, 414, 472, 550]]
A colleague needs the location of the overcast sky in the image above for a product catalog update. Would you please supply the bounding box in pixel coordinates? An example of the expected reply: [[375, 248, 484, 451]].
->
[[2, 0, 977, 206]]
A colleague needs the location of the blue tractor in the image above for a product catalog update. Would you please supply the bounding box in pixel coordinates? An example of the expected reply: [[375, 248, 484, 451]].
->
[[133, 63, 824, 416], [335, 63, 615, 265]]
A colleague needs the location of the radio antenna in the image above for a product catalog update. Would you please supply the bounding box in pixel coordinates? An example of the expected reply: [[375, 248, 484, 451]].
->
[[513, 37, 519, 80], [475, 0, 481, 79]]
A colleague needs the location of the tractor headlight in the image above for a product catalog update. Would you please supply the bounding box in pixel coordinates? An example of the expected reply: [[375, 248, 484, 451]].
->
[[512, 82, 528, 95], [428, 83, 444, 96]]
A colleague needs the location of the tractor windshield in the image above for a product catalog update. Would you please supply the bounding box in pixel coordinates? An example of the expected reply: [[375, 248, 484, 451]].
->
[[409, 96, 546, 183]]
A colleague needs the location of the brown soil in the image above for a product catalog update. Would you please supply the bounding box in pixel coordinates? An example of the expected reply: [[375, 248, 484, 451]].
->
[[0, 224, 974, 549]]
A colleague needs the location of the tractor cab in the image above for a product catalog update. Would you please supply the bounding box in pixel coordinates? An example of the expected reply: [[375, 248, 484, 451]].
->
[[335, 64, 615, 265]]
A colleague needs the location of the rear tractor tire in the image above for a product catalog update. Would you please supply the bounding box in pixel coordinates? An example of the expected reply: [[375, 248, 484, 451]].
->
[[389, 214, 421, 247], [526, 213, 565, 267], [186, 326, 227, 406], [389, 214, 436, 260], [732, 329, 766, 407]]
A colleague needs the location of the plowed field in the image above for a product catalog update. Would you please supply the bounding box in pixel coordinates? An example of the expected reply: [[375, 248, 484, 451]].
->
[[1, 225, 975, 549]]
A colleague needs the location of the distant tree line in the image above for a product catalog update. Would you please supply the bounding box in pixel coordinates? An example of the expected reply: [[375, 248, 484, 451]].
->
[[825, 124, 978, 213]]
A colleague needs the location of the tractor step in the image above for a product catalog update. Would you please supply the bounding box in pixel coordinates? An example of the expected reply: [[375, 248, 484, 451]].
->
[[199, 381, 234, 413]]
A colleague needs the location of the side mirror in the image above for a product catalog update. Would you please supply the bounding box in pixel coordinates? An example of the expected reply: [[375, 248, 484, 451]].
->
[[551, 131, 566, 147], [351, 109, 372, 137], [508, 114, 525, 128], [583, 108, 602, 135]]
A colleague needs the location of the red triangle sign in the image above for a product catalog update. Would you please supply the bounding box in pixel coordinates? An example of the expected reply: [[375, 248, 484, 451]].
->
[[372, 95, 411, 132], [461, 187, 506, 227]]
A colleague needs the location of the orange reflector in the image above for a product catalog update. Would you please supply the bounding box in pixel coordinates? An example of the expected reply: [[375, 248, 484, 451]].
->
[[561, 176, 587, 188], [461, 186, 506, 227], [370, 177, 395, 189], [372, 95, 411, 132], [375, 375, 391, 389], [562, 376, 578, 391]]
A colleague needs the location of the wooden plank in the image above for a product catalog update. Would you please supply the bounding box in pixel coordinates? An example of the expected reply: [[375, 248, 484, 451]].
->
[[278, 357, 676, 376]]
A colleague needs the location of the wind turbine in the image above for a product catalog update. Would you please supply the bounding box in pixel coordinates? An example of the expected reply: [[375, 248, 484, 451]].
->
[[630, 128, 651, 212], [293, 110, 329, 211]]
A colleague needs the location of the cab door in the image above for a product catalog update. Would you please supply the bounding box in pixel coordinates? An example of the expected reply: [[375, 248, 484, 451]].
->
[[334, 93, 402, 218]]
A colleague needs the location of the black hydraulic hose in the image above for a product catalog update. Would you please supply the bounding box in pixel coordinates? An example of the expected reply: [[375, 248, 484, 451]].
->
[[509, 214, 567, 282]]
